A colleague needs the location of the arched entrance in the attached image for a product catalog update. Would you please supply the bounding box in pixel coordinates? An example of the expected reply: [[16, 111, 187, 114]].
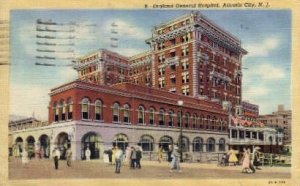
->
[[39, 134, 50, 158], [26, 136, 35, 158], [15, 137, 23, 157], [81, 132, 101, 160], [56, 132, 70, 160], [178, 136, 189, 152], [159, 136, 173, 151], [113, 134, 128, 151]]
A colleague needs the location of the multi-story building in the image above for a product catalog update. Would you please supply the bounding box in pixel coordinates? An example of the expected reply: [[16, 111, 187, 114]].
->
[[241, 100, 259, 122], [258, 105, 292, 145], [9, 11, 250, 161]]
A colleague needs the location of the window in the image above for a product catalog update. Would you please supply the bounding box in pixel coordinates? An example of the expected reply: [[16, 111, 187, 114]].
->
[[170, 64, 176, 71], [181, 45, 189, 57], [159, 109, 165, 126], [181, 72, 189, 84], [158, 77, 165, 88], [95, 100, 103, 120], [168, 110, 174, 127], [193, 114, 197, 129], [207, 138, 215, 152], [182, 59, 189, 70], [159, 136, 173, 151], [66, 98, 73, 120], [149, 108, 155, 125], [138, 135, 154, 152], [158, 54, 165, 63], [206, 115, 211, 129], [158, 42, 165, 50], [158, 67, 165, 76], [178, 136, 189, 152], [138, 106, 145, 124], [123, 104, 130, 123], [200, 114, 204, 128], [218, 138, 226, 151], [81, 98, 89, 120], [170, 38, 176, 45], [181, 34, 190, 43], [53, 102, 58, 122], [181, 85, 190, 96], [177, 111, 182, 128], [171, 77, 176, 84], [193, 137, 203, 152], [59, 100, 65, 121], [112, 103, 120, 122], [184, 113, 190, 128], [212, 116, 217, 130], [170, 51, 176, 57]]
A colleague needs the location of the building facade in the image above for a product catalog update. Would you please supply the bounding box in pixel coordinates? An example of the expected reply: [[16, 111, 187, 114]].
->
[[9, 11, 251, 161], [258, 105, 291, 145], [241, 100, 259, 122]]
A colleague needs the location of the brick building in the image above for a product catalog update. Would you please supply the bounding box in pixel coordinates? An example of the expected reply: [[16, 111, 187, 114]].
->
[[9, 11, 250, 161], [241, 100, 259, 122], [258, 105, 291, 145]]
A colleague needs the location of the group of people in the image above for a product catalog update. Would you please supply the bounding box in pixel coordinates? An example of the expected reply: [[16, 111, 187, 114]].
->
[[104, 145, 143, 173], [221, 146, 262, 174], [52, 146, 72, 170]]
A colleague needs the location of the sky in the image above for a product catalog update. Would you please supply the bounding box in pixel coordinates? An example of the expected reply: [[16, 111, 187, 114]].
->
[[9, 10, 291, 120]]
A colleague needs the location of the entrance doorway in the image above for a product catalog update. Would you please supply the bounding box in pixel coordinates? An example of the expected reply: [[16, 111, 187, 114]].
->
[[81, 132, 101, 160], [56, 132, 70, 160], [39, 134, 50, 158]]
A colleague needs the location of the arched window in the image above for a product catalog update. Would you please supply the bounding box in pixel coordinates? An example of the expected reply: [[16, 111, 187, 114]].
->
[[184, 113, 190, 128], [159, 136, 173, 151], [123, 104, 130, 123], [212, 116, 217, 130], [95, 100, 103, 121], [138, 106, 145, 124], [60, 100, 65, 121], [177, 111, 182, 128], [178, 136, 189, 152], [112, 102, 120, 122], [206, 115, 211, 129], [113, 134, 128, 151], [218, 138, 226, 151], [193, 137, 203, 152], [192, 114, 197, 129], [200, 114, 204, 129], [159, 108, 165, 126], [149, 107, 155, 125], [138, 135, 154, 151], [168, 110, 174, 127], [53, 101, 58, 122], [66, 98, 73, 120], [81, 98, 89, 120], [207, 137, 215, 152]]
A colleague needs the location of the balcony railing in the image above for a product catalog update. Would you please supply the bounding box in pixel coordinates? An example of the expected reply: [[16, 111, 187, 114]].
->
[[166, 56, 179, 66], [209, 70, 231, 82]]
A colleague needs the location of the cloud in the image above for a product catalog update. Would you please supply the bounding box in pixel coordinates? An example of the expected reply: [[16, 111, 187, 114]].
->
[[244, 36, 280, 57], [244, 63, 285, 81], [9, 83, 50, 120], [102, 19, 148, 40]]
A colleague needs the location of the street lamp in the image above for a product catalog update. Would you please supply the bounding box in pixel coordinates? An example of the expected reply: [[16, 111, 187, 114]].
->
[[177, 100, 184, 162]]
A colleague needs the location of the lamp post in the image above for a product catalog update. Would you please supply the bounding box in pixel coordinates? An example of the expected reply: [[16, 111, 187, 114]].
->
[[177, 100, 184, 162]]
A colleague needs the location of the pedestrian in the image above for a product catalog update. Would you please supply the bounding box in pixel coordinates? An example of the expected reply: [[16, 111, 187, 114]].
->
[[107, 147, 113, 165], [248, 148, 256, 173], [40, 148, 44, 159], [21, 148, 29, 168], [241, 147, 251, 173], [167, 145, 173, 162], [136, 146, 142, 169], [112, 146, 116, 165], [130, 147, 137, 169], [65, 146, 72, 167], [115, 146, 123, 174], [125, 146, 132, 166], [157, 146, 163, 163], [170, 146, 181, 173], [227, 147, 239, 166], [253, 147, 262, 170], [85, 147, 91, 161], [53, 147, 60, 170]]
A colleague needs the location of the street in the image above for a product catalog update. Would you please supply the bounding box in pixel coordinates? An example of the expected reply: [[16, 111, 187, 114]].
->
[[9, 158, 290, 179]]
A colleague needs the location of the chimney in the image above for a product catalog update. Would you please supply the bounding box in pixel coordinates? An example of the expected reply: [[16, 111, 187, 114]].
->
[[278, 104, 284, 112]]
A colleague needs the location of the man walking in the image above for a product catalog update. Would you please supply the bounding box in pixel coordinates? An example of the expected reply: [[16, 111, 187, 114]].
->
[[130, 147, 137, 169], [136, 146, 142, 169], [115, 146, 123, 174], [65, 146, 72, 167], [53, 147, 60, 170]]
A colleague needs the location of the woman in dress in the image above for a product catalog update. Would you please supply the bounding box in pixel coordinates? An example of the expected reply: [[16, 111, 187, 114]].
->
[[157, 146, 163, 163], [227, 147, 238, 166], [241, 147, 251, 173]]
